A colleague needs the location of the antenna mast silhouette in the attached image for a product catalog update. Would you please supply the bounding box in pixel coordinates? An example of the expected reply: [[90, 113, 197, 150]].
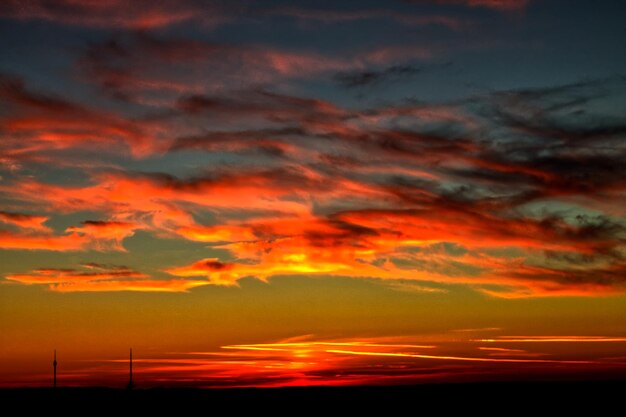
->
[[127, 348, 134, 389], [53, 349, 57, 388]]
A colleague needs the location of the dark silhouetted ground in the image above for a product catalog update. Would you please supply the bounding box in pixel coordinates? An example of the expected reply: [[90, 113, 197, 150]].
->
[[1, 381, 624, 411]]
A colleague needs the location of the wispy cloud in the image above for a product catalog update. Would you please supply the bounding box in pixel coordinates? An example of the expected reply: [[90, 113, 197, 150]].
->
[[405, 0, 531, 11], [77, 33, 438, 105], [0, 211, 50, 232], [479, 336, 626, 343], [5, 263, 209, 292], [267, 7, 466, 30], [0, 0, 228, 29], [334, 64, 422, 89], [0, 73, 162, 159], [9, 333, 621, 388], [325, 349, 590, 364]]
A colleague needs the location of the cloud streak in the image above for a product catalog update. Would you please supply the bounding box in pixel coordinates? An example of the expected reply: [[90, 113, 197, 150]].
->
[[405, 0, 531, 11], [480, 336, 626, 343], [0, 211, 50, 232], [9, 334, 621, 388], [6, 263, 209, 292], [0, 0, 227, 29]]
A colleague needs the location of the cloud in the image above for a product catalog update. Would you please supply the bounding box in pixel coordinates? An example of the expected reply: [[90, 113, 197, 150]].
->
[[0, 0, 227, 29], [405, 0, 530, 11], [0, 0, 525, 32], [2, 73, 625, 296], [174, 89, 347, 125], [78, 33, 441, 106], [6, 265, 147, 284], [267, 7, 465, 30], [0, 73, 161, 161], [78, 34, 354, 104], [0, 218, 139, 252], [165, 258, 238, 286], [164, 207, 623, 291], [66, 220, 139, 251], [481, 261, 626, 298], [5, 264, 208, 292], [176, 225, 257, 243], [169, 127, 307, 158], [158, 109, 625, 295], [463, 0, 530, 10], [324, 348, 588, 364], [334, 65, 421, 89], [479, 336, 626, 343], [0, 230, 87, 251], [10, 333, 625, 387], [0, 211, 50, 232], [360, 45, 434, 65]]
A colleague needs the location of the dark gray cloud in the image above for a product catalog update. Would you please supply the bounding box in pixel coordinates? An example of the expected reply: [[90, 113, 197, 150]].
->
[[334, 65, 421, 88]]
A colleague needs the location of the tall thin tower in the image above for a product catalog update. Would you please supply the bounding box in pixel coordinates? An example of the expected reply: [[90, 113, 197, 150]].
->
[[53, 349, 57, 388], [127, 348, 133, 389]]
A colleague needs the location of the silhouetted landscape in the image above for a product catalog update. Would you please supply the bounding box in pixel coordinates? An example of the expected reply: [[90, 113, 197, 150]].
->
[[2, 381, 625, 409]]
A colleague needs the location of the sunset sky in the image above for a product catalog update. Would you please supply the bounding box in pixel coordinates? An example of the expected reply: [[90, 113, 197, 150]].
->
[[1, 0, 626, 387]]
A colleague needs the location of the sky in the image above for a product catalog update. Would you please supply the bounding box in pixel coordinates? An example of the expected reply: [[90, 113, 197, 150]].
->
[[1, 0, 626, 388]]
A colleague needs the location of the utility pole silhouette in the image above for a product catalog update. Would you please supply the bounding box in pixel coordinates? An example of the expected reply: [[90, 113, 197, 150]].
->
[[53, 349, 57, 388], [127, 348, 134, 389]]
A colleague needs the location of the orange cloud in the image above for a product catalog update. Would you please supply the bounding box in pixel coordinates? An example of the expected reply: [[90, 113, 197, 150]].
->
[[176, 225, 257, 243], [4, 161, 620, 296], [5, 264, 209, 292], [0, 230, 86, 251], [6, 266, 147, 285], [66, 221, 138, 251], [0, 218, 139, 252], [479, 336, 626, 343], [0, 211, 50, 232], [163, 205, 626, 296], [324, 349, 590, 364], [3, 165, 625, 296], [2, 74, 625, 297]]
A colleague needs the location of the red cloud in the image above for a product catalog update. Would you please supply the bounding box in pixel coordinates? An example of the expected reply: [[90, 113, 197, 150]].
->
[[0, 0, 226, 29], [0, 0, 527, 33], [0, 219, 139, 252], [0, 74, 163, 161], [407, 0, 530, 11]]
